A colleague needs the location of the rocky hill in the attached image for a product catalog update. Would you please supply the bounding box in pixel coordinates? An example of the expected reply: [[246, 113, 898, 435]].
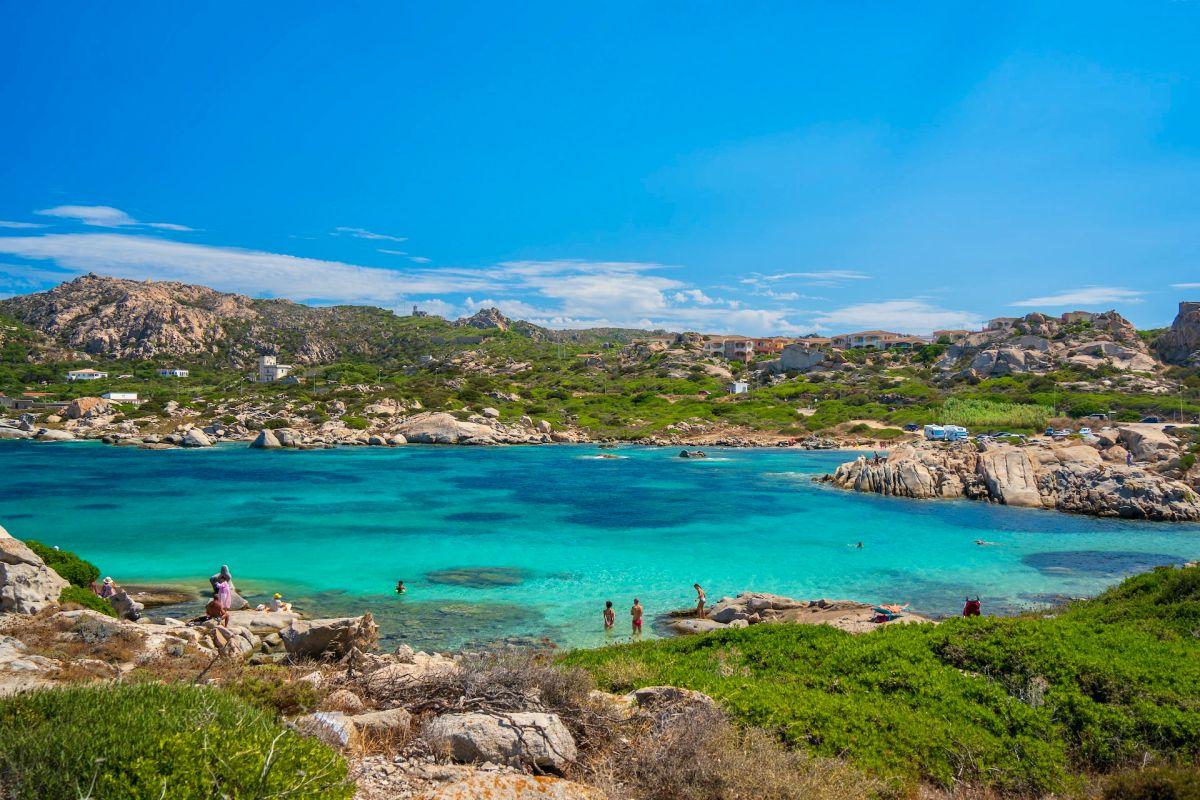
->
[[0, 274, 643, 367], [1154, 301, 1200, 366], [935, 310, 1160, 378]]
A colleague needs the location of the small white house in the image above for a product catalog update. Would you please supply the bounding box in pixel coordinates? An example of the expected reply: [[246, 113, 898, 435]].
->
[[257, 354, 293, 383], [101, 392, 139, 402], [728, 381, 749, 395], [66, 369, 108, 381], [156, 368, 189, 378]]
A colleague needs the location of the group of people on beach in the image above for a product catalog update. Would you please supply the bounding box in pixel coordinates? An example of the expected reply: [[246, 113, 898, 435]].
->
[[194, 565, 291, 629]]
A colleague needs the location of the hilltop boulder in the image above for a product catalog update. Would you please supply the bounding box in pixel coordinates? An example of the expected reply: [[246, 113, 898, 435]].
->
[[1154, 301, 1200, 366]]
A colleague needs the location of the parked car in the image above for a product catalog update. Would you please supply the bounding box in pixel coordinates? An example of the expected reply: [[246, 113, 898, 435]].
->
[[1079, 427, 1092, 436], [1045, 426, 1055, 436], [1141, 416, 1161, 423], [903, 423, 920, 432]]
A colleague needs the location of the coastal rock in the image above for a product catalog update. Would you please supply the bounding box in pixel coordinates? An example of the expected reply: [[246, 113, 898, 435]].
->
[[348, 707, 412, 738], [35, 429, 76, 441], [0, 531, 70, 614], [397, 412, 498, 445], [181, 428, 212, 448], [63, 397, 109, 420], [1117, 425, 1177, 462], [280, 613, 378, 659], [825, 441, 1200, 521], [108, 589, 144, 621], [322, 688, 366, 713], [423, 712, 577, 772], [0, 428, 32, 440], [421, 775, 602, 800], [250, 429, 282, 449]]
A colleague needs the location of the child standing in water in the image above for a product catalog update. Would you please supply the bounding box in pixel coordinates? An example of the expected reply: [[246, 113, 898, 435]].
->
[[631, 598, 644, 637], [603, 601, 615, 632]]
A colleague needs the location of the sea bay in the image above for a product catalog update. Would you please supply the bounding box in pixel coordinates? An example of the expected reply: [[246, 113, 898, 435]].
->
[[3, 441, 1198, 651]]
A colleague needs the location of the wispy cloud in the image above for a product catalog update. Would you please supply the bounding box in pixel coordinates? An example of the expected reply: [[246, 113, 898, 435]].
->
[[408, 256, 432, 264], [810, 299, 982, 334], [332, 226, 407, 243], [36, 205, 193, 231], [1009, 286, 1145, 307], [0, 220, 48, 229], [741, 269, 870, 290], [1171, 282, 1200, 289], [377, 248, 408, 256]]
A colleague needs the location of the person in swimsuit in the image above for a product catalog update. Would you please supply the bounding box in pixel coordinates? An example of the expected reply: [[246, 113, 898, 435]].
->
[[694, 583, 706, 618], [631, 598, 644, 637], [603, 601, 615, 631], [395, 580, 407, 594], [963, 596, 982, 617]]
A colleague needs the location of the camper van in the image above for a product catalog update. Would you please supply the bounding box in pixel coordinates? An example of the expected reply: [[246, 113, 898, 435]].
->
[[923, 424, 946, 441]]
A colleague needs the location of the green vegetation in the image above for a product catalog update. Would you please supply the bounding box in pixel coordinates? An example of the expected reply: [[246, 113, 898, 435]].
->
[[57, 585, 116, 616], [0, 683, 352, 799], [939, 396, 1053, 431], [229, 665, 321, 716], [22, 539, 99, 587], [564, 566, 1200, 795]]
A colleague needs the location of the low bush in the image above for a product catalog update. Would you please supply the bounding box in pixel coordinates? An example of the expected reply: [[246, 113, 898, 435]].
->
[[263, 417, 291, 429], [230, 665, 321, 717], [58, 585, 115, 617], [342, 415, 369, 430], [0, 683, 352, 799], [23, 540, 99, 587]]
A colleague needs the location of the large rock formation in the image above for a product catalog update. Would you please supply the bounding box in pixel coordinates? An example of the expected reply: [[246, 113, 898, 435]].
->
[[1154, 301, 1200, 366], [424, 712, 577, 772], [280, 613, 379, 659], [396, 412, 501, 445], [0, 529, 70, 614], [825, 440, 1200, 521]]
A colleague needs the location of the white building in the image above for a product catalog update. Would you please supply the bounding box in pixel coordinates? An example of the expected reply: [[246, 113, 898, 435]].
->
[[101, 392, 139, 402], [257, 354, 293, 383], [728, 380, 749, 395], [66, 369, 108, 381], [156, 368, 189, 378]]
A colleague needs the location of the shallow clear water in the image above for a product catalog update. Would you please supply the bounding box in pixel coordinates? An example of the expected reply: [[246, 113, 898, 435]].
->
[[2, 441, 1198, 651]]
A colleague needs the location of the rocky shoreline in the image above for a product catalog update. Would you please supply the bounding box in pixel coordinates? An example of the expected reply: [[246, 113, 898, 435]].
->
[[822, 426, 1200, 521]]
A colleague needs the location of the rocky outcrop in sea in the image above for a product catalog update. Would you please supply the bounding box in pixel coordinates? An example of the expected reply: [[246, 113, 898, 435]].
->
[[822, 435, 1200, 521]]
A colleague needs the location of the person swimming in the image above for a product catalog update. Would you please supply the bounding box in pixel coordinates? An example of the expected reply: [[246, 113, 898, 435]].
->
[[395, 580, 407, 594]]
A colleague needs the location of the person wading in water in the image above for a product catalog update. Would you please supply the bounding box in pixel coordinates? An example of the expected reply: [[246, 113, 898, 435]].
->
[[631, 598, 644, 637]]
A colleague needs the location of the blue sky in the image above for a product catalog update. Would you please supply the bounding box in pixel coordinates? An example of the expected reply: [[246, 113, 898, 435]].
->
[[1, 2, 1198, 334]]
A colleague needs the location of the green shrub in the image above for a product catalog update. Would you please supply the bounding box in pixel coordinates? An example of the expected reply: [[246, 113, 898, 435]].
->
[[0, 683, 352, 799], [940, 397, 1052, 430], [342, 415, 369, 430], [263, 417, 291, 429], [23, 540, 99, 587], [58, 585, 116, 617], [230, 665, 320, 716]]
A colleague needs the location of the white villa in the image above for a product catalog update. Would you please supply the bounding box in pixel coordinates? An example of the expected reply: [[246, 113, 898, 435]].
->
[[156, 368, 190, 378], [257, 354, 293, 383], [728, 380, 749, 394], [66, 369, 108, 381]]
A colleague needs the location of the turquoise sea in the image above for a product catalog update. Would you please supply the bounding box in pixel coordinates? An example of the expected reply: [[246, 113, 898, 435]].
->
[[2, 441, 1198, 651]]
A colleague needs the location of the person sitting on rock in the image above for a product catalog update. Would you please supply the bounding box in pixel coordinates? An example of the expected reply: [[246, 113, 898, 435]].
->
[[99, 576, 117, 599], [204, 595, 230, 627]]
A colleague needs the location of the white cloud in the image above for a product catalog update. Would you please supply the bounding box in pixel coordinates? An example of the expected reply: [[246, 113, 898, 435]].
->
[[759, 270, 870, 282], [332, 226, 407, 243], [408, 256, 432, 264], [1171, 282, 1200, 289], [36, 205, 194, 231], [672, 289, 714, 304], [1009, 286, 1145, 308], [810, 299, 982, 334], [377, 248, 408, 256], [0, 220, 47, 229]]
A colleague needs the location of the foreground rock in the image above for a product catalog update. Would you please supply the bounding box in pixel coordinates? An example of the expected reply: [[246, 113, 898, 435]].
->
[[280, 613, 379, 659], [824, 440, 1200, 521], [424, 712, 577, 772], [0, 529, 69, 614]]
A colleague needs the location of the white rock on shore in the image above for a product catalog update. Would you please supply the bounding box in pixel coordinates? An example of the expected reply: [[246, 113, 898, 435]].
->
[[0, 529, 69, 614]]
